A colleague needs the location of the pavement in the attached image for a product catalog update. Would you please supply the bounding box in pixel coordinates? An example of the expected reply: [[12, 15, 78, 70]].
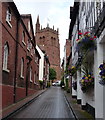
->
[[63, 89, 95, 120], [1, 88, 47, 120]]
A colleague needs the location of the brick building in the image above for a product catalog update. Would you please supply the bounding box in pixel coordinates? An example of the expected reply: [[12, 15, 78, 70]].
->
[[1, 1, 41, 109], [35, 16, 61, 81]]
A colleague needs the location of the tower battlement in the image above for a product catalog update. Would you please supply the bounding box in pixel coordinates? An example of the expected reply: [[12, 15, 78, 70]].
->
[[40, 26, 59, 34]]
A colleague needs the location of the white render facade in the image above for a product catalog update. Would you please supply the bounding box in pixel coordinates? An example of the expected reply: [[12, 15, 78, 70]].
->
[[36, 45, 44, 81], [70, 1, 105, 119]]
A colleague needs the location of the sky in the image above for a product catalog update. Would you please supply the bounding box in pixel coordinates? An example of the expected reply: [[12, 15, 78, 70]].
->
[[13, 0, 74, 63]]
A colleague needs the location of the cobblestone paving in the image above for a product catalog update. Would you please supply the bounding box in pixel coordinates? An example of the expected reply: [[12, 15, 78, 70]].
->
[[12, 87, 75, 119]]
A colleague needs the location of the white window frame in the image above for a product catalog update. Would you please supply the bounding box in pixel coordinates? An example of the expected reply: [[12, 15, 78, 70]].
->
[[27, 40, 32, 51], [3, 43, 10, 73], [20, 58, 24, 79], [28, 21, 30, 32], [30, 67, 32, 82], [34, 73, 36, 84], [22, 31, 26, 46], [6, 8, 12, 28]]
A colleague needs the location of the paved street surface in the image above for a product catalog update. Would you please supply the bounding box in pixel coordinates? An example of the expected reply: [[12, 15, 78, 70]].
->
[[12, 87, 75, 118]]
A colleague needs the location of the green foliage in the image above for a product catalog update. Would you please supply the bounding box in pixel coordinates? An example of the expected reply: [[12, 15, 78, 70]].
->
[[39, 80, 43, 86], [49, 68, 56, 81]]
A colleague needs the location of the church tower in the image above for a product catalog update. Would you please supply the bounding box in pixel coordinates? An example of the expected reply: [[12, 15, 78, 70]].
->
[[35, 16, 61, 81], [35, 15, 40, 33]]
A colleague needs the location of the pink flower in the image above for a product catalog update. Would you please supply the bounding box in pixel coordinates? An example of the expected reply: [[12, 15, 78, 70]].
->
[[90, 38, 94, 40], [76, 39, 80, 41], [84, 32, 90, 35], [78, 31, 82, 35]]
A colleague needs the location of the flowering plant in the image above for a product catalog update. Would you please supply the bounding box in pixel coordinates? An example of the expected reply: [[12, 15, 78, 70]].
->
[[99, 63, 105, 85], [69, 66, 77, 76], [72, 81, 77, 90], [76, 31, 96, 53], [80, 73, 94, 93]]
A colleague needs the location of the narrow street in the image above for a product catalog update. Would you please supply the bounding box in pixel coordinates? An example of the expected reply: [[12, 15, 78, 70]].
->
[[11, 87, 75, 119]]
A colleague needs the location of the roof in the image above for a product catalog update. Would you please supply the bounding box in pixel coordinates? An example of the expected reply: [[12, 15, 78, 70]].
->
[[35, 48, 41, 59], [69, 2, 79, 39]]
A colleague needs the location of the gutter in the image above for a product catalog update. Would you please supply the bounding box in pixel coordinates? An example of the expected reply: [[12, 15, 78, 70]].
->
[[13, 18, 19, 103]]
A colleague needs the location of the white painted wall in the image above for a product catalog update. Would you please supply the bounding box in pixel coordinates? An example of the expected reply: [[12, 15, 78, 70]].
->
[[71, 1, 105, 118], [36, 45, 44, 81], [77, 71, 82, 100], [94, 32, 105, 119], [72, 77, 77, 96]]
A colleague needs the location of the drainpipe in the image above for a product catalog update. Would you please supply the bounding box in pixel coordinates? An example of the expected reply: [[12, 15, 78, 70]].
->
[[14, 18, 19, 103], [26, 60, 31, 96]]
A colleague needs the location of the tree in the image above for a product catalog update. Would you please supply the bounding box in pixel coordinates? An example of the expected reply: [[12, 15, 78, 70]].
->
[[49, 68, 56, 82]]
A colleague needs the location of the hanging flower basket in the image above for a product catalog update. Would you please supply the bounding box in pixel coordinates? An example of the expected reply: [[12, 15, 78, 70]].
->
[[68, 66, 77, 76], [72, 81, 77, 90], [99, 63, 105, 85], [76, 31, 96, 53], [79, 73, 94, 93]]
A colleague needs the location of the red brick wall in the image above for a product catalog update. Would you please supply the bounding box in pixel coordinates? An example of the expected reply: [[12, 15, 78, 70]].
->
[[2, 84, 14, 108], [2, 2, 17, 86], [1, 2, 40, 109], [66, 39, 71, 60], [16, 87, 26, 102], [28, 89, 36, 96], [2, 84, 39, 109]]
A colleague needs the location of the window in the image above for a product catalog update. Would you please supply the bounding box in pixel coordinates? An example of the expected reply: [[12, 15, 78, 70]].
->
[[6, 8, 12, 27], [20, 58, 24, 78], [22, 31, 26, 45], [30, 67, 32, 82], [34, 73, 36, 84], [28, 21, 30, 32], [27, 39, 32, 51], [3, 43, 9, 71]]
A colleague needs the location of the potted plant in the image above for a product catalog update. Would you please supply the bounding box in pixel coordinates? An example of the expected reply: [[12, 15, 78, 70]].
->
[[80, 73, 94, 93], [76, 31, 96, 53], [99, 62, 105, 85]]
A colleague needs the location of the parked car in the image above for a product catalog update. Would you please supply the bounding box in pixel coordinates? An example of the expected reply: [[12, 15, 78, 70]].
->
[[52, 81, 61, 86]]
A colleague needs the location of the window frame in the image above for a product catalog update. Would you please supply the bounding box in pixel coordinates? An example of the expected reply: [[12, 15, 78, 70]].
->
[[3, 43, 10, 72], [30, 67, 33, 82], [22, 31, 26, 46], [6, 7, 12, 28], [20, 58, 24, 79]]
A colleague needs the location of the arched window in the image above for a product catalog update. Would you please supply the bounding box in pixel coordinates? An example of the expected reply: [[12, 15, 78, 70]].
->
[[43, 36, 45, 44], [34, 72, 36, 84], [30, 67, 32, 82], [22, 31, 25, 43], [51, 37, 53, 45], [3, 43, 9, 70], [6, 7, 11, 23], [39, 37, 42, 44], [28, 21, 30, 32], [20, 58, 24, 78]]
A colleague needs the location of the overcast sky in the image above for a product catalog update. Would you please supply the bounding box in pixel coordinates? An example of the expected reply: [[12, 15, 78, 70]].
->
[[13, 0, 74, 63]]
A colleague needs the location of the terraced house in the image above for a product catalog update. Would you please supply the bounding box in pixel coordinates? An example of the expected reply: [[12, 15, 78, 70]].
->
[[0, 1, 49, 110], [68, 0, 105, 119]]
